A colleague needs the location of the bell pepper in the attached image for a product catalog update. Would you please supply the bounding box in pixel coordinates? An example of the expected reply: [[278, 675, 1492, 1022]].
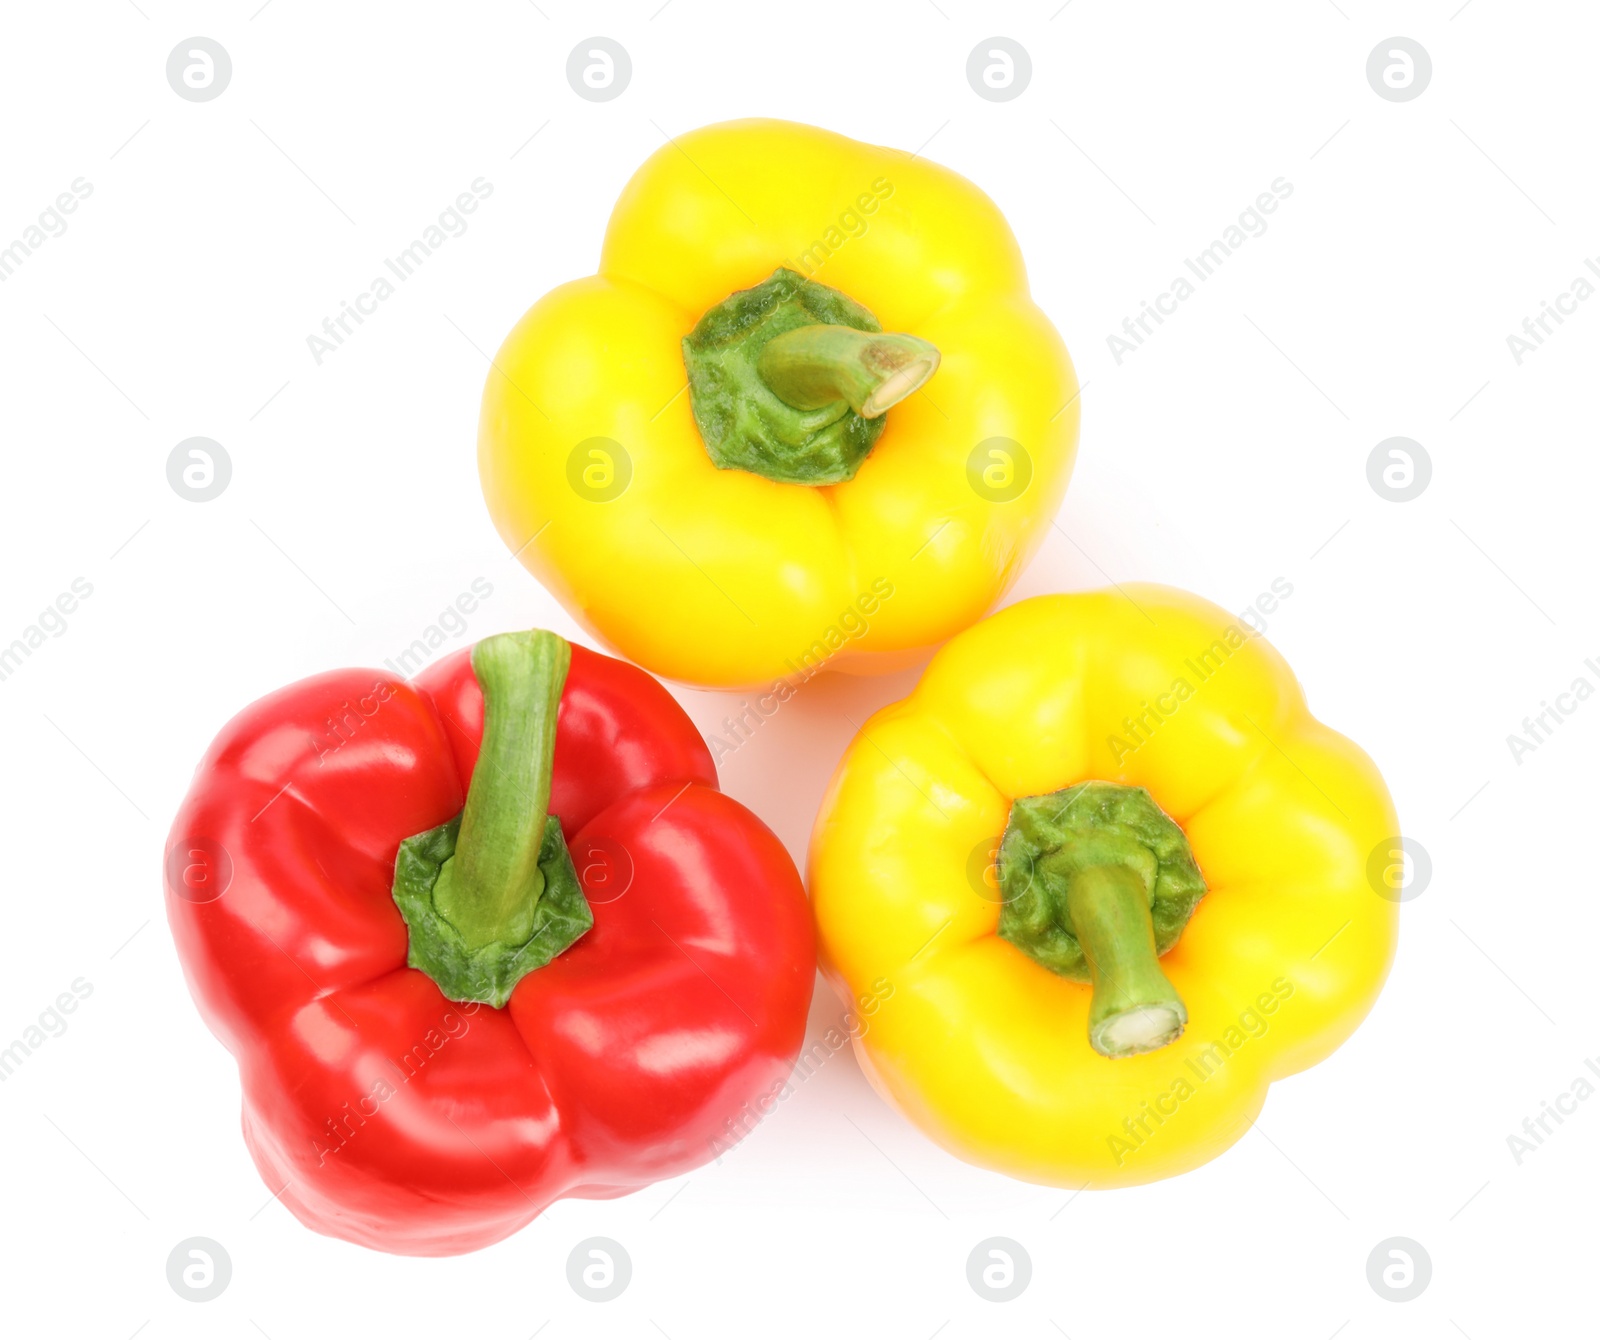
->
[[478, 118, 1079, 688], [808, 587, 1398, 1186], [165, 629, 814, 1255]]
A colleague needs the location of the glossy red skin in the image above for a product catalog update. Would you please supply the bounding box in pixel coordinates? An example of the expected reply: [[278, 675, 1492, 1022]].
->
[[165, 643, 815, 1255]]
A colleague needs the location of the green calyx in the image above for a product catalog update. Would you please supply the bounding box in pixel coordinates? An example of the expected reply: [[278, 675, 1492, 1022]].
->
[[392, 813, 590, 1008], [997, 782, 1207, 1058], [391, 630, 592, 1007], [681, 267, 940, 485]]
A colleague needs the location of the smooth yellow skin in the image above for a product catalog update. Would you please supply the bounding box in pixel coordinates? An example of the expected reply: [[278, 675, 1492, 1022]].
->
[[478, 119, 1078, 688], [808, 587, 1399, 1187]]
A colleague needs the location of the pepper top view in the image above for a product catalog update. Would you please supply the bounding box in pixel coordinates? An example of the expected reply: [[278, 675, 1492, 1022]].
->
[[165, 631, 815, 1255], [8, 2, 1580, 1329], [810, 587, 1399, 1187], [158, 111, 1406, 1265], [478, 118, 1079, 688]]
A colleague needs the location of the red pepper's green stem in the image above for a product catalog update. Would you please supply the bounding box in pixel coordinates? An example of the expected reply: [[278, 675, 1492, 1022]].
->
[[1065, 864, 1187, 1058], [431, 631, 570, 951], [757, 326, 940, 419]]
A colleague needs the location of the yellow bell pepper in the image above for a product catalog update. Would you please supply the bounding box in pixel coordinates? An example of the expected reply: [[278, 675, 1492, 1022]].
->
[[808, 586, 1399, 1187], [478, 119, 1078, 688]]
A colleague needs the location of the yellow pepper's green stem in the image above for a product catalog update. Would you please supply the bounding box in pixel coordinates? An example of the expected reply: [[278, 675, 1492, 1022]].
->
[[1065, 864, 1187, 1057], [681, 268, 941, 485], [757, 325, 940, 419], [997, 781, 1207, 1059]]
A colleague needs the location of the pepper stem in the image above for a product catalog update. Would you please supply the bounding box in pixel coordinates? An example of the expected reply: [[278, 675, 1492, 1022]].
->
[[1065, 864, 1187, 1058], [995, 782, 1207, 1059], [756, 325, 940, 419], [681, 268, 941, 485], [430, 630, 569, 951]]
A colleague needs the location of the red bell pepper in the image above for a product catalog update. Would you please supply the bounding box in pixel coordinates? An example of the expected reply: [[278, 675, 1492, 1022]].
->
[[165, 629, 814, 1256]]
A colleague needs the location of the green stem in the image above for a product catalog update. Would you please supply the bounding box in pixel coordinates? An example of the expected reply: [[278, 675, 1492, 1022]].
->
[[390, 630, 593, 1007], [681, 267, 941, 486], [757, 325, 940, 419], [1065, 864, 1187, 1058], [996, 781, 1208, 1059], [431, 631, 569, 950]]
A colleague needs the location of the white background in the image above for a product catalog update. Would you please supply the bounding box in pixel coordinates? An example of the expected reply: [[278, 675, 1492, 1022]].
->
[[1, 2, 1593, 1336]]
